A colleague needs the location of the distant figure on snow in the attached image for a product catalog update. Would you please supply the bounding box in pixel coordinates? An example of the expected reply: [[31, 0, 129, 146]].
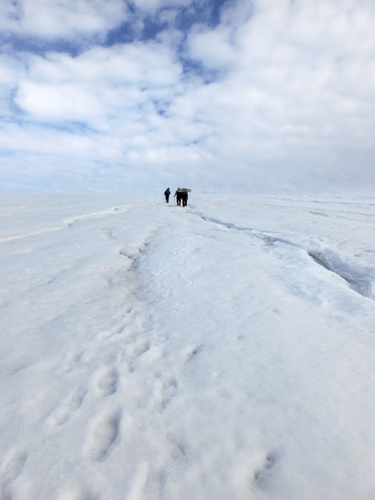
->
[[174, 188, 181, 206], [164, 187, 170, 203], [180, 190, 188, 207]]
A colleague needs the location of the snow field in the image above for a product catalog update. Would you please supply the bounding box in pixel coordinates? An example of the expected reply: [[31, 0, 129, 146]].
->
[[1, 194, 375, 499]]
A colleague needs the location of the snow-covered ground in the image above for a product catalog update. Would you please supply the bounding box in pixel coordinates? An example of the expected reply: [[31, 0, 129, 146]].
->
[[1, 194, 375, 500]]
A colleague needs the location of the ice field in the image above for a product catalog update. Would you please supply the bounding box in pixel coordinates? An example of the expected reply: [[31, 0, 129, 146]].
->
[[1, 194, 375, 500]]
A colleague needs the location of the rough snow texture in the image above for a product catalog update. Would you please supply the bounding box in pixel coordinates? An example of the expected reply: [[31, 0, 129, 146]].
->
[[1, 194, 375, 499]]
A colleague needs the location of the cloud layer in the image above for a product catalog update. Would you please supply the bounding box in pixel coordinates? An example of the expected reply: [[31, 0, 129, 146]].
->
[[1, 0, 375, 193]]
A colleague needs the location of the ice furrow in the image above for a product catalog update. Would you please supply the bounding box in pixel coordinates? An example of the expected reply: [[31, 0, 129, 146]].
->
[[196, 212, 375, 300], [308, 251, 372, 299]]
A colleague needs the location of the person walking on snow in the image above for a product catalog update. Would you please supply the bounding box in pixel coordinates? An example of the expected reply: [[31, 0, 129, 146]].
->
[[164, 188, 170, 203], [174, 188, 181, 206], [181, 190, 188, 207]]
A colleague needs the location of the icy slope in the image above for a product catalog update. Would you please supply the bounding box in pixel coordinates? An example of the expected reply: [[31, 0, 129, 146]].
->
[[1, 194, 375, 500]]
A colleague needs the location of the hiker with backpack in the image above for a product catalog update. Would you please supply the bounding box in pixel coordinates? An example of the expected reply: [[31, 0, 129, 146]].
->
[[174, 188, 191, 206], [180, 190, 188, 207], [174, 188, 181, 206]]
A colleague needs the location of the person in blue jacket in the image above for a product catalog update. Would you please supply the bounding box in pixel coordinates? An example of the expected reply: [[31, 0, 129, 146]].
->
[[164, 188, 170, 203]]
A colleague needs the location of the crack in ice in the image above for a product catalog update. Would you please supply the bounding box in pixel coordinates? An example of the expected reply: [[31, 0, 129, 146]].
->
[[197, 213, 374, 301]]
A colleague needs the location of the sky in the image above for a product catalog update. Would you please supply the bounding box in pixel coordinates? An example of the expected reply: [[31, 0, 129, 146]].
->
[[0, 0, 375, 194]]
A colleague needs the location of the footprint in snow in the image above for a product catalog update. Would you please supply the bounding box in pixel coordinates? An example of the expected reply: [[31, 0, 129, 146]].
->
[[181, 344, 201, 362], [96, 324, 123, 340], [126, 463, 149, 500], [92, 366, 118, 397], [57, 350, 84, 375], [47, 387, 87, 426], [253, 452, 278, 490], [151, 377, 178, 411], [0, 448, 27, 495], [127, 340, 150, 359], [82, 407, 121, 461], [55, 484, 93, 500]]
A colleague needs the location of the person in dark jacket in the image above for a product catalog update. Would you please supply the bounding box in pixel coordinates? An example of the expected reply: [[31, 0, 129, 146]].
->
[[164, 188, 170, 203], [181, 190, 188, 207], [174, 188, 181, 206]]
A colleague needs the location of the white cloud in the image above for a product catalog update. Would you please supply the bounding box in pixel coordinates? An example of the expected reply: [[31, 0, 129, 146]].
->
[[184, 0, 375, 155], [15, 81, 106, 121], [1, 0, 375, 193], [28, 41, 182, 88], [0, 0, 129, 39], [131, 0, 196, 14], [186, 24, 238, 69], [0, 56, 18, 85], [13, 41, 183, 128]]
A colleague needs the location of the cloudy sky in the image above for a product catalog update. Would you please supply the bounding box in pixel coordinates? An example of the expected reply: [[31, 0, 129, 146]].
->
[[1, 0, 375, 194]]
